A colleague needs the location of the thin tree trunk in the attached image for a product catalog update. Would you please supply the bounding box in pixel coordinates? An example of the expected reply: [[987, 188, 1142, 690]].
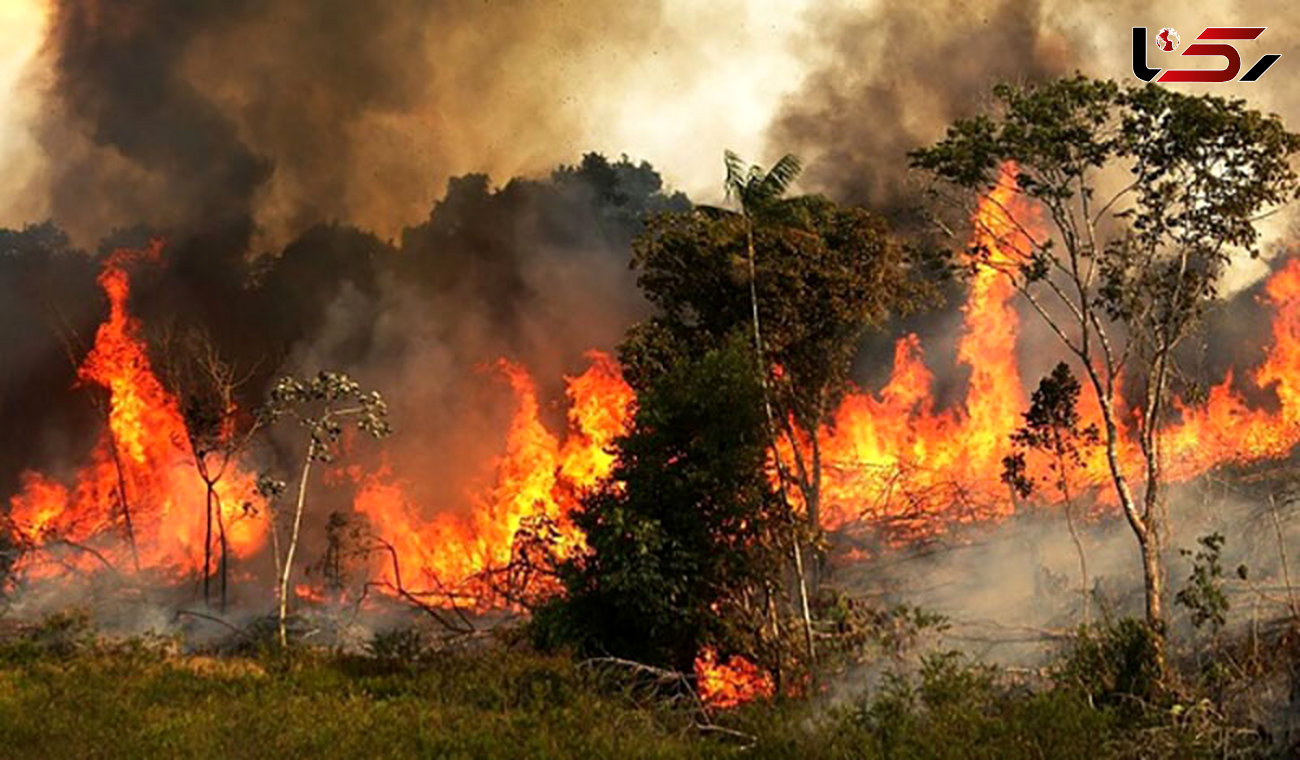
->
[[203, 484, 214, 606], [1139, 532, 1165, 676], [743, 220, 816, 667], [790, 535, 815, 666], [1063, 493, 1090, 626], [1085, 367, 1167, 676], [278, 442, 315, 648], [107, 438, 140, 572], [215, 490, 229, 613]]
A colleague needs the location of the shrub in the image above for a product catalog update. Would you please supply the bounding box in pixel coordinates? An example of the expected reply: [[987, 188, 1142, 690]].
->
[[1055, 618, 1166, 713]]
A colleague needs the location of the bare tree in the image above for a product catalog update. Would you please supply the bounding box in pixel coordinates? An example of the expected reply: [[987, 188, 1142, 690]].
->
[[160, 329, 262, 610], [262, 371, 390, 648]]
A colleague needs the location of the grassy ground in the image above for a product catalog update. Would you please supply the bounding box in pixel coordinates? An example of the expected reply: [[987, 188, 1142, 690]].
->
[[0, 641, 720, 759], [0, 617, 1288, 759]]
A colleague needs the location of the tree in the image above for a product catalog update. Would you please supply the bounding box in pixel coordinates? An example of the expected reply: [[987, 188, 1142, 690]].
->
[[633, 153, 916, 546], [159, 328, 262, 611], [261, 371, 390, 648], [911, 76, 1300, 664], [1002, 362, 1099, 624], [536, 339, 789, 675]]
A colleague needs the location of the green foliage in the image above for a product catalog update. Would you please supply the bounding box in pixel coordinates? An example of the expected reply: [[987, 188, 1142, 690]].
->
[[631, 192, 913, 426], [263, 371, 392, 461], [721, 150, 804, 219], [816, 594, 950, 667], [1002, 362, 1099, 498], [754, 652, 1113, 760], [0, 610, 96, 664], [536, 339, 783, 672], [1055, 619, 1166, 711], [0, 644, 719, 760], [911, 74, 1300, 363], [1175, 533, 1231, 633], [0, 633, 1283, 759], [913, 75, 1300, 645], [365, 627, 430, 668]]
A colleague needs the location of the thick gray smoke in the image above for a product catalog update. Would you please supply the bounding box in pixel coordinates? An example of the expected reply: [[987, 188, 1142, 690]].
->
[[769, 0, 1068, 215], [28, 0, 680, 249]]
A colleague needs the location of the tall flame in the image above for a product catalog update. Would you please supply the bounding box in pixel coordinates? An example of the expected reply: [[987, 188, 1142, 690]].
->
[[5, 243, 265, 580], [815, 163, 1300, 539], [812, 165, 1033, 537], [349, 351, 634, 605]]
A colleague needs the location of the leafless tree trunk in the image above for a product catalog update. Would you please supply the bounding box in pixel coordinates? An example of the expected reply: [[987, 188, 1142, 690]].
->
[[1057, 465, 1090, 627], [743, 219, 815, 667], [278, 441, 315, 649], [107, 437, 140, 572]]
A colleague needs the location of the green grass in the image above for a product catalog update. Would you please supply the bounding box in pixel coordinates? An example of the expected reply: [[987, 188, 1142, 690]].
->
[[0, 624, 1281, 759], [0, 642, 729, 760]]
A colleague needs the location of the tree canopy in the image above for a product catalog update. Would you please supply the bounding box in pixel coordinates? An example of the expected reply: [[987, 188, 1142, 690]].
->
[[536, 339, 784, 672]]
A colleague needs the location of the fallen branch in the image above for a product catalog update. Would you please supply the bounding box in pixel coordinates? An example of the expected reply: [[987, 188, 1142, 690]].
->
[[175, 609, 251, 640], [579, 656, 761, 747], [364, 538, 476, 635]]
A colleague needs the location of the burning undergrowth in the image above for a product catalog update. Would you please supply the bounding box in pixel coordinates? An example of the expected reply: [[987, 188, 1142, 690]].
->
[[5, 159, 1300, 716]]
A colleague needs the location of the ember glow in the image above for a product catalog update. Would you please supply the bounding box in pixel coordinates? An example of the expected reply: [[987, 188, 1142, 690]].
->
[[693, 647, 776, 709]]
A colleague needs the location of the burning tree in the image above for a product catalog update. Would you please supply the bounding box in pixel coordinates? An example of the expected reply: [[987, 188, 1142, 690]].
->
[[261, 371, 391, 647], [158, 329, 263, 612], [911, 76, 1300, 666], [4, 243, 268, 584]]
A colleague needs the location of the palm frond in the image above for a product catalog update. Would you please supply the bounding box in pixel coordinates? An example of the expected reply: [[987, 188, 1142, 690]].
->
[[695, 204, 738, 220], [758, 154, 803, 201], [723, 150, 747, 200]]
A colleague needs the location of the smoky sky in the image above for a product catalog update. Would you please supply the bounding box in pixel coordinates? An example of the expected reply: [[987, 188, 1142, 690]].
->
[[770, 0, 1068, 214], [30, 0, 674, 249]]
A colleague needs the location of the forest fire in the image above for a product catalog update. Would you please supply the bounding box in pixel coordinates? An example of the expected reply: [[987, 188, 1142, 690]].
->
[[811, 164, 1033, 537], [10, 166, 1300, 595], [0, 244, 636, 605], [806, 165, 1300, 540], [346, 352, 634, 606], [4, 242, 265, 581], [6, 165, 1300, 664]]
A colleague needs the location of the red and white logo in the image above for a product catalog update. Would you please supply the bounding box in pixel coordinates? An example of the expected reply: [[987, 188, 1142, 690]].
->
[[1133, 26, 1281, 83]]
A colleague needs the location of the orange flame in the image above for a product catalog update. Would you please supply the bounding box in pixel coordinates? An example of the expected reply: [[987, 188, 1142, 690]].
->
[[694, 647, 775, 709], [12, 162, 1300, 614], [810, 164, 1033, 537], [5, 243, 265, 579], [348, 351, 634, 606], [812, 162, 1300, 539]]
